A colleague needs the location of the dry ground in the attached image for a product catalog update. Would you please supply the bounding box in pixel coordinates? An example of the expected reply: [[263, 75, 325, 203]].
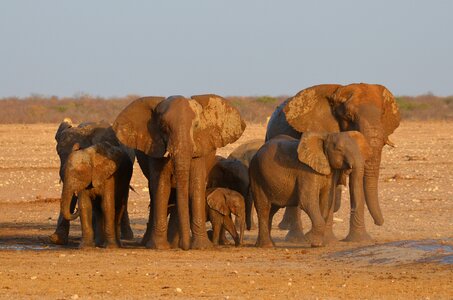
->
[[0, 121, 452, 299]]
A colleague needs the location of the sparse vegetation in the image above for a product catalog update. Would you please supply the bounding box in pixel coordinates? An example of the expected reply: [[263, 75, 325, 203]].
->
[[0, 93, 451, 124]]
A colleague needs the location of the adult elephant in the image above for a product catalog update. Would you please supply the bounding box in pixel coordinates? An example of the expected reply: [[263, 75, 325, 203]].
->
[[266, 83, 400, 242], [49, 119, 134, 245], [113, 95, 246, 250]]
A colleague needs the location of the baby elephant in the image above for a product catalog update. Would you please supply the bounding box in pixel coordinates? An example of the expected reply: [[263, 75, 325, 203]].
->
[[250, 131, 371, 248], [61, 141, 133, 248], [206, 188, 246, 246]]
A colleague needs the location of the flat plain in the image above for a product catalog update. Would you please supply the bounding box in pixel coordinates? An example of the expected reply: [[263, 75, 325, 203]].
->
[[0, 121, 452, 299]]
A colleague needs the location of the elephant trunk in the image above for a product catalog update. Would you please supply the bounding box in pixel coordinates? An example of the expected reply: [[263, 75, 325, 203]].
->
[[360, 121, 385, 226], [173, 148, 192, 250], [61, 184, 79, 221]]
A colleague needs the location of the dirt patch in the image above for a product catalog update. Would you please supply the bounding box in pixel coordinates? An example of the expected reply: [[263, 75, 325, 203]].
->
[[0, 122, 452, 299]]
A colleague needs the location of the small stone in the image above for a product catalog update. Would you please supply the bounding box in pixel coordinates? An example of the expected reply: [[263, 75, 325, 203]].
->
[[288, 282, 292, 286], [175, 288, 182, 293], [30, 276, 37, 280], [71, 295, 79, 300], [249, 280, 255, 284]]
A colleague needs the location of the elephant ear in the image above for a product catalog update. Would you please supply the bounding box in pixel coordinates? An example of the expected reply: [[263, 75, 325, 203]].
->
[[66, 149, 93, 191], [344, 131, 373, 162], [113, 97, 166, 157], [207, 188, 229, 216], [190, 94, 246, 156], [380, 86, 401, 137], [297, 132, 331, 175], [90, 143, 121, 188], [283, 84, 342, 132]]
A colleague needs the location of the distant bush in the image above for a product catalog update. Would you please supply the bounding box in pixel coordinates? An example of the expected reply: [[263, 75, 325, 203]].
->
[[0, 93, 451, 124]]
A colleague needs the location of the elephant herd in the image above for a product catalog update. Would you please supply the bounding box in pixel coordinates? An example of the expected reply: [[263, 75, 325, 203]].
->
[[47, 83, 400, 250]]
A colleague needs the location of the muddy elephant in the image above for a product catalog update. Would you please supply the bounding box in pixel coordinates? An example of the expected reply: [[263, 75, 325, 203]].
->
[[61, 141, 133, 248], [250, 131, 372, 248], [266, 83, 400, 241], [206, 188, 245, 246], [207, 156, 252, 230], [49, 119, 134, 245], [113, 95, 245, 250]]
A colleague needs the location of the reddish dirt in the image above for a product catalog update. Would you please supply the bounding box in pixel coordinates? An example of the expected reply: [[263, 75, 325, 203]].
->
[[0, 122, 452, 299]]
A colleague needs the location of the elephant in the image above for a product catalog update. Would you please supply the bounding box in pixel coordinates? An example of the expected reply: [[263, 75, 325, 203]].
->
[[207, 156, 252, 230], [227, 139, 264, 168], [250, 131, 372, 248], [113, 95, 246, 250], [49, 119, 134, 245], [266, 83, 400, 242], [206, 188, 246, 246], [61, 141, 133, 248]]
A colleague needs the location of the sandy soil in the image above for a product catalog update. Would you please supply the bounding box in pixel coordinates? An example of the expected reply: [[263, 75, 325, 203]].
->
[[0, 121, 452, 299]]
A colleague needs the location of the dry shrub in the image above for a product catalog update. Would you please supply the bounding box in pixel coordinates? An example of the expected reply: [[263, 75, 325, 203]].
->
[[0, 93, 451, 124]]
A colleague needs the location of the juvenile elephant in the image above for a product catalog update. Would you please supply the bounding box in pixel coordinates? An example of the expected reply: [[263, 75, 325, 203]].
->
[[113, 95, 245, 250], [49, 119, 134, 245], [206, 188, 245, 246], [207, 156, 252, 230], [250, 131, 371, 248], [227, 139, 264, 168], [61, 141, 133, 248], [266, 83, 400, 241]]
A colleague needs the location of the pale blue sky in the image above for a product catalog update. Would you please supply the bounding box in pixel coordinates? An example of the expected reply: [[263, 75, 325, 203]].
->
[[1, 1, 452, 97]]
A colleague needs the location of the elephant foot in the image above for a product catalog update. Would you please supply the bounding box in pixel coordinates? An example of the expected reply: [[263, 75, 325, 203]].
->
[[191, 236, 213, 250], [105, 242, 120, 249], [305, 228, 337, 245], [310, 236, 324, 248], [343, 230, 373, 242], [140, 223, 153, 246], [219, 235, 233, 246], [285, 229, 307, 243], [146, 236, 171, 250], [255, 238, 274, 248], [79, 241, 95, 249], [49, 232, 68, 245], [120, 226, 134, 241]]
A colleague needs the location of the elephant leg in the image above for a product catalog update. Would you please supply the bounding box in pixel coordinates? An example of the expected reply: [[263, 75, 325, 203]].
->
[[284, 208, 306, 243], [101, 180, 118, 248], [148, 160, 172, 250], [303, 194, 326, 248], [189, 157, 212, 249], [219, 227, 233, 245], [306, 186, 337, 244], [167, 205, 180, 248], [141, 182, 154, 246], [210, 212, 223, 246], [223, 215, 240, 246], [93, 202, 104, 247], [344, 180, 372, 242], [49, 195, 77, 245], [78, 192, 95, 249], [278, 207, 294, 230], [120, 208, 134, 241], [253, 186, 274, 248], [268, 204, 279, 238], [334, 185, 343, 212]]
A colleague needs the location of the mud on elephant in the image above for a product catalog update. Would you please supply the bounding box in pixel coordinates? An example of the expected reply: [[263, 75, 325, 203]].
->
[[113, 95, 245, 250], [250, 131, 372, 247], [61, 141, 133, 248], [49, 119, 134, 245], [266, 83, 400, 242]]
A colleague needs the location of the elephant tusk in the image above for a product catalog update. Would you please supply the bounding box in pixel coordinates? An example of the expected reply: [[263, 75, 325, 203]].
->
[[385, 137, 396, 148], [163, 151, 170, 158]]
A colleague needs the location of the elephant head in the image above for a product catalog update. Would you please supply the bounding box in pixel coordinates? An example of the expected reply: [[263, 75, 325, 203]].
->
[[283, 83, 400, 225], [207, 188, 246, 245], [55, 118, 116, 182], [113, 95, 246, 249], [61, 142, 122, 221], [297, 131, 372, 227]]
